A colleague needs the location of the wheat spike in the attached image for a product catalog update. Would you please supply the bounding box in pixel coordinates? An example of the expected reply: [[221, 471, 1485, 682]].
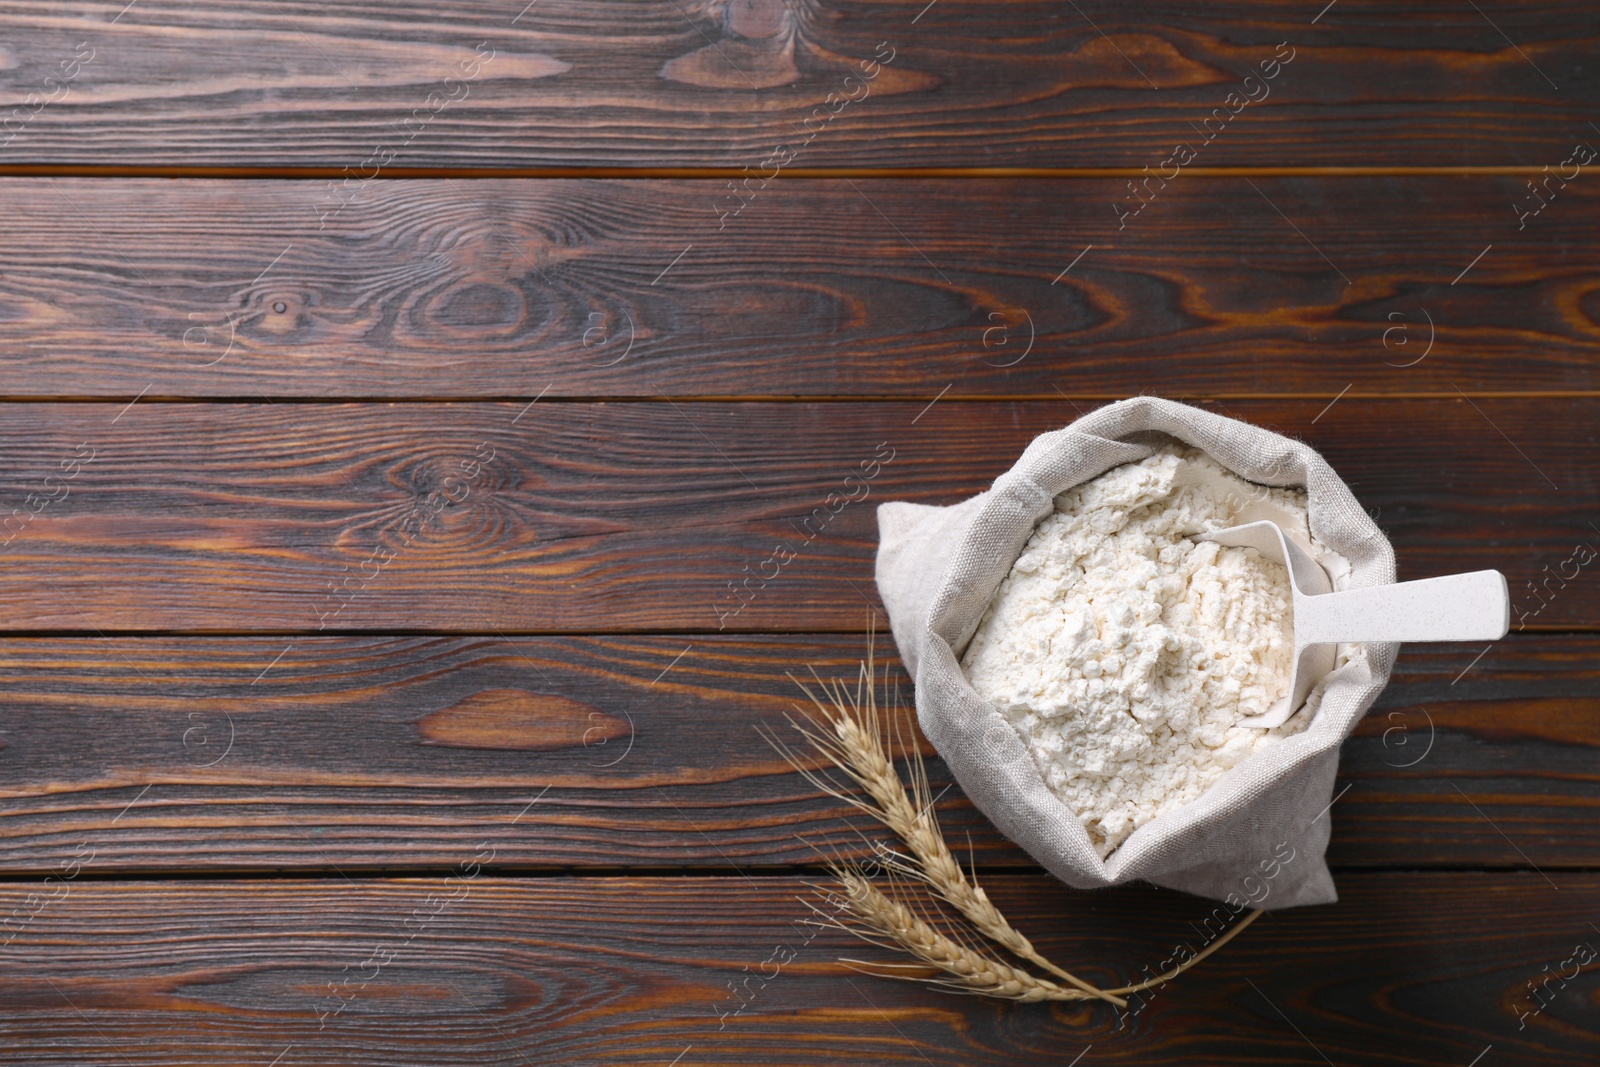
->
[[827, 863, 1103, 1003], [769, 647, 1262, 1009], [785, 653, 1118, 1003]]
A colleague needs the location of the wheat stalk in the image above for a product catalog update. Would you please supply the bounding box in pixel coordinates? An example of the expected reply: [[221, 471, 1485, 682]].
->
[[766, 648, 1263, 1008]]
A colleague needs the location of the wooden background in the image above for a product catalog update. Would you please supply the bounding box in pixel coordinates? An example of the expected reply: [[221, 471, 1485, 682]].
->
[[0, 1, 1596, 1063]]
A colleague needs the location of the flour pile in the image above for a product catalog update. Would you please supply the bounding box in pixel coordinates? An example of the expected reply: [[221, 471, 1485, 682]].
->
[[961, 446, 1332, 857]]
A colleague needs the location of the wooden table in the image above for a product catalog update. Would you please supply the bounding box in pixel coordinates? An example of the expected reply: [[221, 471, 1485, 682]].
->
[[0, 2, 1596, 1063]]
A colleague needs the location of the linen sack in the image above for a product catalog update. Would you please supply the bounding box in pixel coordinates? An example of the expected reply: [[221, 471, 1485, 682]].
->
[[874, 396, 1396, 909]]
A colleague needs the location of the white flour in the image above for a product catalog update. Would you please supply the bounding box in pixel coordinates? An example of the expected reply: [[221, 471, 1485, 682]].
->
[[961, 446, 1334, 857]]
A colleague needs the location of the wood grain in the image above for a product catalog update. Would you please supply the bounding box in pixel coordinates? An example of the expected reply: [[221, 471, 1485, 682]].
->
[[0, 634, 1592, 874], [0, 3, 1594, 169], [0, 399, 1588, 631], [1, 178, 1599, 396], [1, 4, 1592, 1062], [0, 873, 1595, 1065]]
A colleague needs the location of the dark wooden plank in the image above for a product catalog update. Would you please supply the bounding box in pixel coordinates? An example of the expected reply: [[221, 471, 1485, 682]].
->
[[2, 177, 1599, 397], [0, 399, 1590, 631], [1333, 635, 1600, 869], [0, 634, 1592, 874], [0, 3, 1594, 168], [0, 873, 1594, 1065]]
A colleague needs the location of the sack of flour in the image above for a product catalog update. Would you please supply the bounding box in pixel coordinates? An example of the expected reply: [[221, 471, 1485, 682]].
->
[[874, 396, 1397, 909]]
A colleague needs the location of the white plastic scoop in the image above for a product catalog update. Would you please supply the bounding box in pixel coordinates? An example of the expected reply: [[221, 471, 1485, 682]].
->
[[1198, 520, 1510, 729]]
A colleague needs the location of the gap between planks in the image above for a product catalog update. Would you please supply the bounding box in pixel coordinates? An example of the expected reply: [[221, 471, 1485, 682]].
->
[[2, 393, 1600, 405], [0, 623, 1591, 636], [0, 165, 1579, 180], [1, 863, 1596, 884]]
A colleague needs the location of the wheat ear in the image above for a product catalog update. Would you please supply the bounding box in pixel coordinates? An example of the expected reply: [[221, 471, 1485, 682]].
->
[[814, 862, 1104, 1002], [774, 654, 1118, 1004], [769, 652, 1262, 1007]]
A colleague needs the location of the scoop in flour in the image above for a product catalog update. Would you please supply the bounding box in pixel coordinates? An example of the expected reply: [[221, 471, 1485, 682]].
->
[[960, 445, 1345, 858]]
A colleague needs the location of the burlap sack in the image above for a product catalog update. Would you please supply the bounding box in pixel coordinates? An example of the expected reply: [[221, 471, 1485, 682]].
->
[[875, 396, 1396, 909]]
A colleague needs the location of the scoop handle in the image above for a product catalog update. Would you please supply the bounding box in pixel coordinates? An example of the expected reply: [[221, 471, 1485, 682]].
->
[[1294, 570, 1510, 645]]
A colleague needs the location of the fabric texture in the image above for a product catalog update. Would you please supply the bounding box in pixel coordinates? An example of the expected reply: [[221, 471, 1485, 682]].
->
[[874, 396, 1397, 908]]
